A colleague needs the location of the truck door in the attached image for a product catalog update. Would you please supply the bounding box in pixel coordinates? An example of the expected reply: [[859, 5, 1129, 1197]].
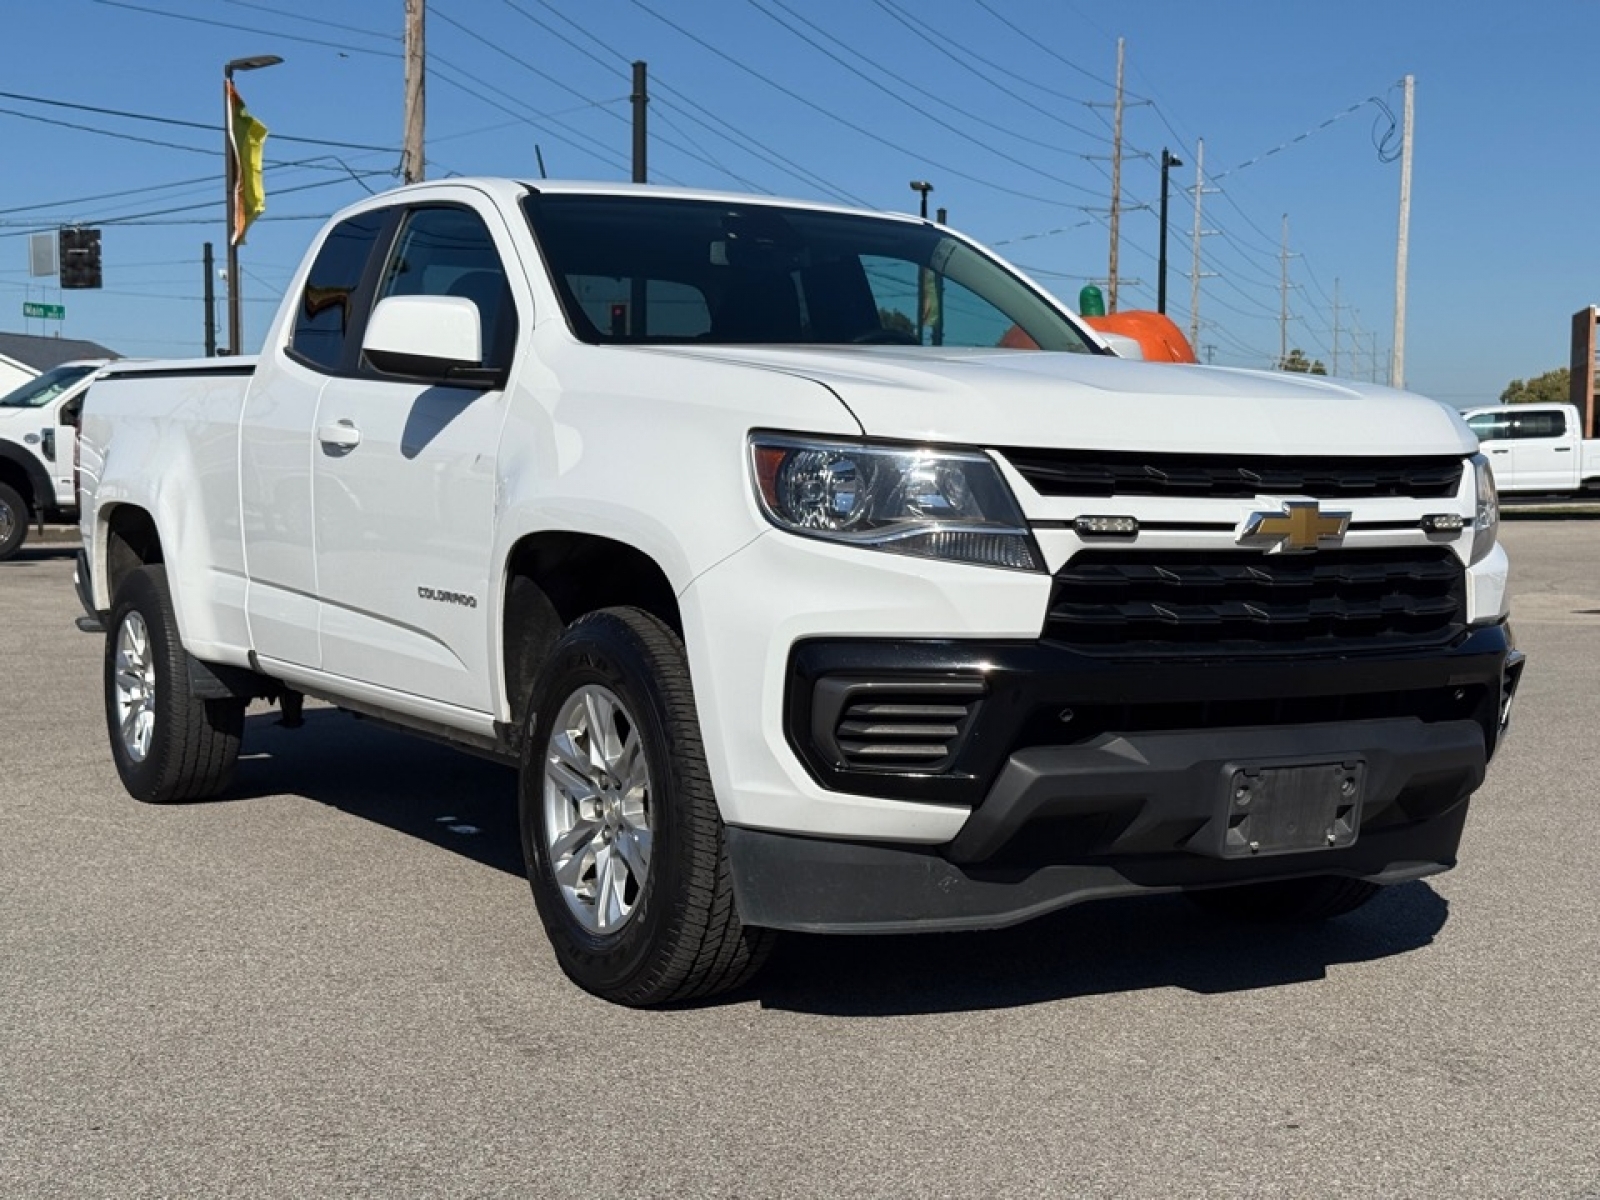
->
[[310, 200, 518, 713], [243, 207, 392, 669], [1509, 407, 1574, 491]]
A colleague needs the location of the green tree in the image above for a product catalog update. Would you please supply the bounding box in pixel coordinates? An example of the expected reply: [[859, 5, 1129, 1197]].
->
[[1499, 367, 1570, 404], [877, 307, 914, 335], [1277, 348, 1327, 375]]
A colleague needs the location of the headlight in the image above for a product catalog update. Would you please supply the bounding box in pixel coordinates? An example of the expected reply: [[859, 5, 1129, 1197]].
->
[[749, 435, 1043, 571], [1470, 452, 1498, 565]]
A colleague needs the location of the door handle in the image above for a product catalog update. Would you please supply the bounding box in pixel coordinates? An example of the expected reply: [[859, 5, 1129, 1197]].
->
[[1554, 446, 1572, 452], [1491, 448, 1509, 454], [318, 419, 362, 450]]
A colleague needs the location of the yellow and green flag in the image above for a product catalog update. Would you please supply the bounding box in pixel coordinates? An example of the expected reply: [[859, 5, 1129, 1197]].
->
[[227, 80, 269, 245]]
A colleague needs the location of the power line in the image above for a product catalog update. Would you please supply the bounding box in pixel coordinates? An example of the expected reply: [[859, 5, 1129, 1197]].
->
[[0, 88, 398, 153], [218, 0, 400, 43], [511, 0, 869, 204], [433, 8, 630, 128], [0, 175, 388, 237], [966, 0, 1118, 91], [0, 172, 218, 216], [754, 0, 1105, 165], [93, 0, 399, 59], [869, 0, 1108, 143], [627, 0, 1066, 207], [426, 59, 636, 179]]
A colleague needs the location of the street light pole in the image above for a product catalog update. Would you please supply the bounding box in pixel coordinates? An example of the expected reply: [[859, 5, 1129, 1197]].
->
[[909, 179, 933, 220], [224, 54, 282, 355], [1158, 148, 1182, 315]]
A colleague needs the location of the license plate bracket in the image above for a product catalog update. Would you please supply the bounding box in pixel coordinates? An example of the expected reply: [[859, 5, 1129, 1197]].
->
[[1218, 760, 1364, 858]]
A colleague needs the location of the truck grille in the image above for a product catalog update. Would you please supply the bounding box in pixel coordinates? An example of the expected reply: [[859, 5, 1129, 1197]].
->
[[1046, 547, 1467, 655], [999, 449, 1463, 500], [819, 678, 986, 772]]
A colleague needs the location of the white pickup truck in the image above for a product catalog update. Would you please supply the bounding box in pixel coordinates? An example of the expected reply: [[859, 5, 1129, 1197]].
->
[[0, 359, 109, 559], [77, 179, 1522, 1005], [1462, 402, 1600, 494]]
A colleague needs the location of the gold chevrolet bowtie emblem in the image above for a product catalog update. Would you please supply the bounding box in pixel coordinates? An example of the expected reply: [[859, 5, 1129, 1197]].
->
[[1238, 500, 1350, 553]]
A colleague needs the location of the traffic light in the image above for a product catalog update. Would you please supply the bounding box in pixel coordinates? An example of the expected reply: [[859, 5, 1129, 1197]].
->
[[59, 227, 102, 289]]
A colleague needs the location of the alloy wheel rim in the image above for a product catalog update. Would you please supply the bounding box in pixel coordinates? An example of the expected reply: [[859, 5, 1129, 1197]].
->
[[542, 684, 654, 934], [114, 611, 157, 762], [0, 501, 14, 545]]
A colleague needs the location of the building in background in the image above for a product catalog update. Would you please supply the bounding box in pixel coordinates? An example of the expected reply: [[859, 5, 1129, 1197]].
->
[[0, 331, 120, 392]]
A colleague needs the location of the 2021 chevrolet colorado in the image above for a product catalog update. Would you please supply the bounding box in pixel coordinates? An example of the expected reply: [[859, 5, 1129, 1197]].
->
[[77, 179, 1523, 1005]]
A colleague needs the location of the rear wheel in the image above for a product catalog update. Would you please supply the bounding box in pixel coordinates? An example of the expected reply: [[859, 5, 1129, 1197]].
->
[[519, 607, 773, 1006], [1186, 875, 1382, 922], [0, 482, 28, 560], [105, 565, 245, 802]]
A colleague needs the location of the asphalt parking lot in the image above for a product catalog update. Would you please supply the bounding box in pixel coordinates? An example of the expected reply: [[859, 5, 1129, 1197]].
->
[[3, 519, 1598, 1199]]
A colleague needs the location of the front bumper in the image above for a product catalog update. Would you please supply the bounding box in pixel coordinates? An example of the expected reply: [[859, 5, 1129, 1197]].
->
[[726, 622, 1520, 932]]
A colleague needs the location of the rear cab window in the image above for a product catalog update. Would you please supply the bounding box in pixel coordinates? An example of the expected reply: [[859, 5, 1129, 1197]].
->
[[288, 210, 390, 373]]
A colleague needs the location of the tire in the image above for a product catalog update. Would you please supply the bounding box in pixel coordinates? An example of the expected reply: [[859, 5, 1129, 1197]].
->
[[519, 607, 774, 1006], [0, 481, 28, 561], [1186, 875, 1382, 923], [104, 565, 245, 803]]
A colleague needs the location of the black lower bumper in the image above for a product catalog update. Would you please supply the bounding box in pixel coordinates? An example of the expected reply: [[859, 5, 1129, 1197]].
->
[[727, 794, 1468, 934], [738, 625, 1521, 933], [729, 715, 1484, 932]]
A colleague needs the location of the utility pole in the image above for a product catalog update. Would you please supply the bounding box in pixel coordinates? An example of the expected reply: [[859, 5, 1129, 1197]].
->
[[1391, 73, 1414, 388], [631, 61, 649, 183], [1332, 277, 1341, 377], [203, 242, 216, 357], [1370, 333, 1379, 383], [1279, 214, 1290, 368], [402, 0, 425, 184], [1107, 38, 1124, 313], [1189, 138, 1205, 349]]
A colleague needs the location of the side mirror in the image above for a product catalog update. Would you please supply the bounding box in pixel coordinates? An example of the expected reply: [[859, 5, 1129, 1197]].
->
[[363, 295, 502, 386], [1097, 331, 1145, 361]]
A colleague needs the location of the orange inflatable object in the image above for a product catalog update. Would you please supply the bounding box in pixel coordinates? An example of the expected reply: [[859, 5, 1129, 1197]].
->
[[1082, 311, 1198, 363]]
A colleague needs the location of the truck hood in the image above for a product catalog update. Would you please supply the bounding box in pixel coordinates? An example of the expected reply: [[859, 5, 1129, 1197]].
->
[[639, 345, 1475, 457]]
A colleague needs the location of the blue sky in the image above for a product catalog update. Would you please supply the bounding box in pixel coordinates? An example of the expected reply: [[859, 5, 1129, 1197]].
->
[[0, 0, 1591, 407]]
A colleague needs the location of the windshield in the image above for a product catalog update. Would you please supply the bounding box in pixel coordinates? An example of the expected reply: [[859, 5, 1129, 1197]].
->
[[0, 363, 98, 408], [522, 194, 1096, 353]]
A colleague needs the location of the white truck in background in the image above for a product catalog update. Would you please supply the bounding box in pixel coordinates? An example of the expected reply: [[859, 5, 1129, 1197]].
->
[[75, 179, 1522, 1005], [0, 360, 112, 559], [1462, 403, 1600, 495]]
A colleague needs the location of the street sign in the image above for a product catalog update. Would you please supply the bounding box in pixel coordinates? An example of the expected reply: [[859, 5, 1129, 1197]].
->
[[23, 302, 65, 320], [28, 232, 57, 277]]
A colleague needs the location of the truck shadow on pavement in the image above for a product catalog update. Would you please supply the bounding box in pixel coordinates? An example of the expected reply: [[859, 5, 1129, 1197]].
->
[[229, 707, 1450, 1015], [3, 543, 79, 565], [757, 883, 1447, 1015], [233, 707, 526, 877]]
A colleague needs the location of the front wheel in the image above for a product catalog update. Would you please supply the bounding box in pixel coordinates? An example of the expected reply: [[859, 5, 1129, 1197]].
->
[[519, 607, 773, 1006], [0, 481, 28, 560], [1186, 875, 1382, 922], [104, 565, 245, 802]]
